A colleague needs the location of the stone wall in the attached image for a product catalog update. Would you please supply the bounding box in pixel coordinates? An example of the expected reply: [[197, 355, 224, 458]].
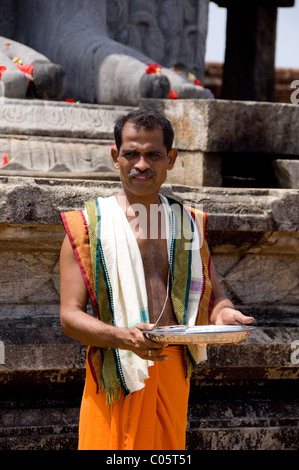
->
[[0, 176, 298, 450]]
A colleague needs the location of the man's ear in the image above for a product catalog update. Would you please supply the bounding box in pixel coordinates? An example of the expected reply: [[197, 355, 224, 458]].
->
[[167, 148, 178, 170], [111, 147, 120, 170]]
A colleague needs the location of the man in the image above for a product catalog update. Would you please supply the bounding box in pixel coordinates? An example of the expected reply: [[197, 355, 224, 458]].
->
[[59, 108, 254, 450]]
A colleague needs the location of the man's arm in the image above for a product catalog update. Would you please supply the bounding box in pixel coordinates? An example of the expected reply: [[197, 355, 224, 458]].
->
[[209, 259, 254, 325], [59, 235, 167, 360]]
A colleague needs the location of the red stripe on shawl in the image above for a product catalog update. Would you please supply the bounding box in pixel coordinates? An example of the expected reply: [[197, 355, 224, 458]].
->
[[199, 211, 214, 323], [60, 211, 99, 317], [207, 256, 214, 324]]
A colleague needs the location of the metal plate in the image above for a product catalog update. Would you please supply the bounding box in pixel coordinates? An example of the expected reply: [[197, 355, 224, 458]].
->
[[144, 325, 255, 345]]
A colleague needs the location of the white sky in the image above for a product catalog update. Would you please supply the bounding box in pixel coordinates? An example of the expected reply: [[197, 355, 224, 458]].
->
[[206, 1, 299, 69]]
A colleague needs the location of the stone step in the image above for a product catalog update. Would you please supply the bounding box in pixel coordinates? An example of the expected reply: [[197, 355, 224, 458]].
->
[[1, 317, 298, 380], [0, 390, 298, 450], [186, 426, 299, 450], [0, 175, 298, 231]]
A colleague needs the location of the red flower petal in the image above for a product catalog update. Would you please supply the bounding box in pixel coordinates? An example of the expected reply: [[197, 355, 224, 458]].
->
[[169, 89, 178, 99], [17, 63, 35, 80], [146, 63, 162, 74], [64, 98, 75, 103], [194, 79, 203, 87], [0, 65, 7, 79], [0, 151, 8, 168]]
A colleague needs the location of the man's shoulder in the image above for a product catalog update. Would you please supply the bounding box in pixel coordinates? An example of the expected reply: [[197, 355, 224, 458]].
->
[[60, 209, 87, 232]]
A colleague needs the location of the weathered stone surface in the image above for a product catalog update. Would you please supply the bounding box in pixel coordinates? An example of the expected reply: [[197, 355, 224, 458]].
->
[[0, 98, 133, 139], [187, 425, 299, 451], [210, 231, 299, 317], [273, 159, 299, 189], [142, 98, 299, 155], [4, 97, 299, 156], [0, 177, 298, 231], [0, 135, 221, 187], [0, 135, 117, 173], [167, 151, 222, 187]]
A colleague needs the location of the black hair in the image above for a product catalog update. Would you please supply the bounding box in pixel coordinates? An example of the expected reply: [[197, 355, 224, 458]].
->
[[114, 108, 174, 153]]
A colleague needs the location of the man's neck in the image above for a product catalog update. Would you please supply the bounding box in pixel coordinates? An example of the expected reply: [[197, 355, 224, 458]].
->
[[116, 189, 161, 210]]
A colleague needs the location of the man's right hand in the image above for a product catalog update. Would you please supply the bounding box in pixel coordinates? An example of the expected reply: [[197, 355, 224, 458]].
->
[[123, 323, 168, 361]]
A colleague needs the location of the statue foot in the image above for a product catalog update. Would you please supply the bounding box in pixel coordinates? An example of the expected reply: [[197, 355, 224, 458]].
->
[[0, 37, 66, 100], [0, 51, 28, 98], [95, 46, 213, 106]]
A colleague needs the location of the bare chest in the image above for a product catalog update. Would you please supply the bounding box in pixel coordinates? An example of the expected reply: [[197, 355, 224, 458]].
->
[[136, 237, 176, 326]]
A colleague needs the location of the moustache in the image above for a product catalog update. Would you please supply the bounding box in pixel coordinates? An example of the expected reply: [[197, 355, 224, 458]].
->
[[128, 169, 156, 178]]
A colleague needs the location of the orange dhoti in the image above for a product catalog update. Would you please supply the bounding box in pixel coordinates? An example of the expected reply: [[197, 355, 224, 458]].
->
[[78, 346, 190, 450]]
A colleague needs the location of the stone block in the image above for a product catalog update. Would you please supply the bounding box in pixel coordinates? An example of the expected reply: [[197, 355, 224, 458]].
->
[[0, 98, 134, 139], [209, 231, 299, 316], [141, 98, 299, 155], [0, 135, 117, 173], [273, 159, 299, 189], [166, 151, 222, 187]]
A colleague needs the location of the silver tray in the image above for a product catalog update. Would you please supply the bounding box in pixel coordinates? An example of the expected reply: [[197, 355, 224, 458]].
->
[[144, 325, 255, 345]]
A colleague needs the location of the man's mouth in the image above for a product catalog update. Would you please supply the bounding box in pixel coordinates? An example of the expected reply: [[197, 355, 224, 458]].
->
[[128, 169, 156, 180]]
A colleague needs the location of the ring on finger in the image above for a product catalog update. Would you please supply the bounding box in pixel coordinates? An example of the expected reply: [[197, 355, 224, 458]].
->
[[148, 350, 152, 357]]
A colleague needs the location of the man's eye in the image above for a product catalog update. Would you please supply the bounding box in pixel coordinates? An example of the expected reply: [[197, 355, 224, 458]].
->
[[148, 153, 161, 160], [123, 151, 138, 157]]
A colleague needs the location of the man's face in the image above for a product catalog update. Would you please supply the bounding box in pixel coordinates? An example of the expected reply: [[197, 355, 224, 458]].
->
[[111, 121, 177, 201]]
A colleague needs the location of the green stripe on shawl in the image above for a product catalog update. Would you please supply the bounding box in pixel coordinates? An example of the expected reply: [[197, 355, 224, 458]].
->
[[165, 197, 193, 327], [85, 199, 129, 403], [164, 196, 196, 378]]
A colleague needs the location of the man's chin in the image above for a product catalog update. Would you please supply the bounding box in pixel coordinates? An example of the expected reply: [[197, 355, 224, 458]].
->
[[124, 183, 160, 199]]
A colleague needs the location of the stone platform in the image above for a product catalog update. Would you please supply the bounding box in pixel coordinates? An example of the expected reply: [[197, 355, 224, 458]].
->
[[0, 176, 298, 450], [1, 97, 299, 188]]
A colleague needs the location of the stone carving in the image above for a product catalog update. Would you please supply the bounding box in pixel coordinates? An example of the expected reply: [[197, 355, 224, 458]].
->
[[0, 0, 213, 105], [107, 0, 207, 80]]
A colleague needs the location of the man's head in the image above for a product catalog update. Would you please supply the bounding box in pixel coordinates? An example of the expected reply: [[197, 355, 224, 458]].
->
[[111, 108, 177, 202], [114, 108, 174, 153]]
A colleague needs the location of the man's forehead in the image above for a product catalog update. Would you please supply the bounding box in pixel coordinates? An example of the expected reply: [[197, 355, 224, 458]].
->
[[122, 121, 163, 137]]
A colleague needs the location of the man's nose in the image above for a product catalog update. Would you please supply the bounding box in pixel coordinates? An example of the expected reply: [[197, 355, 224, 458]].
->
[[135, 155, 150, 171]]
